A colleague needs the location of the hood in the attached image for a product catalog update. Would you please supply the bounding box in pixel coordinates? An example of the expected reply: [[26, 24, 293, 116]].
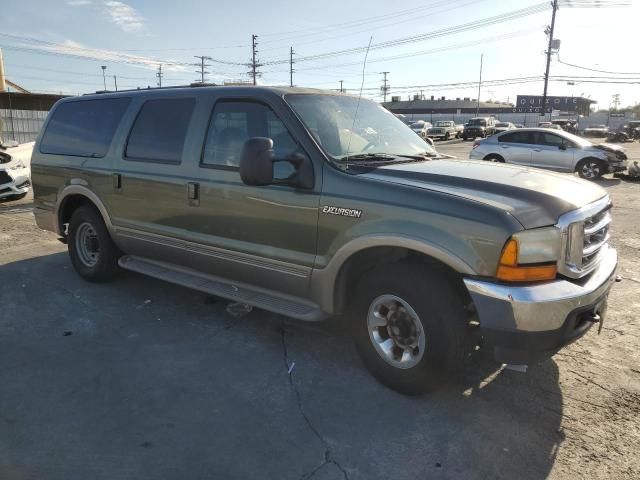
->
[[363, 159, 607, 229], [593, 143, 624, 153]]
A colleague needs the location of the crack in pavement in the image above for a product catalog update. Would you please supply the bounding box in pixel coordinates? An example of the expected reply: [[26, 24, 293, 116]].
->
[[280, 320, 349, 480]]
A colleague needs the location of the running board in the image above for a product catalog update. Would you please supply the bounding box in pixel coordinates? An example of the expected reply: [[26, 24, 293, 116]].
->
[[118, 255, 326, 321]]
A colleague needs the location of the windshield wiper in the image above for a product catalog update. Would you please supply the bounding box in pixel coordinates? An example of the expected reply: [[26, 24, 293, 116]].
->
[[337, 153, 397, 162]]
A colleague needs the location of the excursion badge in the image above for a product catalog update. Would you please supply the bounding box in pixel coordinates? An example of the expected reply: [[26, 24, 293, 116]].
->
[[321, 205, 363, 218]]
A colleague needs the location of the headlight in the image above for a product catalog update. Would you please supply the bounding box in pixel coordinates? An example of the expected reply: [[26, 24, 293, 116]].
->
[[496, 227, 560, 282], [10, 160, 26, 170]]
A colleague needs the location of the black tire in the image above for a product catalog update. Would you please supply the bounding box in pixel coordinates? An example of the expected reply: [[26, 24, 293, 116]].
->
[[349, 263, 470, 395], [484, 154, 505, 163], [67, 206, 121, 282], [444, 132, 450, 140], [576, 158, 605, 180]]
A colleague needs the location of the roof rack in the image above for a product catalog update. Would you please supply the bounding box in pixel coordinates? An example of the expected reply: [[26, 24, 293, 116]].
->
[[89, 82, 226, 95]]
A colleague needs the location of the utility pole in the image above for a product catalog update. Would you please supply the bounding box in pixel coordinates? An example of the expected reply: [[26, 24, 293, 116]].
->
[[113, 75, 118, 91], [476, 53, 483, 116], [381, 71, 390, 103], [339, 80, 344, 93], [101, 65, 107, 90], [541, 0, 559, 118], [289, 47, 295, 87], [156, 64, 163, 88], [250, 34, 260, 86], [194, 55, 212, 84]]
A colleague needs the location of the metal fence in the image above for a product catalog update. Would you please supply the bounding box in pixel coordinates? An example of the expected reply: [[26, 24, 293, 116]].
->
[[0, 109, 48, 144]]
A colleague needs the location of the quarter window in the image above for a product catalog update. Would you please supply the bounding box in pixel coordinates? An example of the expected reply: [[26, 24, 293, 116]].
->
[[39, 97, 131, 158], [125, 98, 195, 163], [202, 101, 299, 168]]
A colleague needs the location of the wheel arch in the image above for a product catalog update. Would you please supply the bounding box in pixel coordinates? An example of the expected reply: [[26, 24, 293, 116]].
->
[[56, 185, 114, 237], [310, 236, 476, 315]]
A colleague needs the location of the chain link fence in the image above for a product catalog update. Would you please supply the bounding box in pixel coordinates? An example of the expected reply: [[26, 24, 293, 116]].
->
[[0, 109, 48, 144]]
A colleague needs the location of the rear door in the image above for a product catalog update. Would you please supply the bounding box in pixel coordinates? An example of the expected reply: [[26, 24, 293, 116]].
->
[[495, 131, 534, 165], [106, 94, 199, 258], [530, 131, 575, 171]]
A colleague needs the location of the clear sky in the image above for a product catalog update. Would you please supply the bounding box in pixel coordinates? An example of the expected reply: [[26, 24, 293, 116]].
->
[[2, 0, 639, 108]]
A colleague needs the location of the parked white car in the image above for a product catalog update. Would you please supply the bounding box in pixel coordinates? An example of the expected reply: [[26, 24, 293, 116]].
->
[[469, 128, 627, 179], [0, 140, 33, 200], [494, 122, 515, 133], [409, 121, 432, 139]]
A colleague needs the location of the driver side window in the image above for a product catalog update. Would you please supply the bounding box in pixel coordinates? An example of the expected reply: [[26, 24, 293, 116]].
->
[[201, 100, 299, 170], [536, 132, 564, 147]]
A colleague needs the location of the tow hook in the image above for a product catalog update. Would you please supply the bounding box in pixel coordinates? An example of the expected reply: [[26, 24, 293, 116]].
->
[[615, 275, 623, 283]]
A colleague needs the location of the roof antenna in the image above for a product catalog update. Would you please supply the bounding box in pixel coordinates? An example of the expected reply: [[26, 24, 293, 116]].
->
[[345, 36, 373, 168]]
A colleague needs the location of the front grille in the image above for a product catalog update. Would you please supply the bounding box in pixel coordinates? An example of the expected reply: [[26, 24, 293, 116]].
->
[[0, 171, 13, 185], [557, 196, 612, 279]]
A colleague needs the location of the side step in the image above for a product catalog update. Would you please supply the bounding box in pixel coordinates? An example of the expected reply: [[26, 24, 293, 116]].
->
[[118, 255, 327, 321]]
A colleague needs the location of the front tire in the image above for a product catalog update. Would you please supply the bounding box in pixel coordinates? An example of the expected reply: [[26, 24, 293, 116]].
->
[[350, 263, 470, 395], [484, 154, 505, 163], [576, 158, 605, 179], [68, 206, 121, 282]]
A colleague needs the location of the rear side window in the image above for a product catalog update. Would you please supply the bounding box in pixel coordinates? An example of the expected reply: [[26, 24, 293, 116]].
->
[[125, 98, 195, 164], [498, 131, 532, 144], [39, 98, 131, 158]]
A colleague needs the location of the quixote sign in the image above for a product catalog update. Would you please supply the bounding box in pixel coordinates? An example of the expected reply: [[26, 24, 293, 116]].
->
[[515, 95, 579, 113]]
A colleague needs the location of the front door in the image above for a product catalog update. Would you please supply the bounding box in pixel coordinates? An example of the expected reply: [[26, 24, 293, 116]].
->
[[530, 131, 575, 171], [184, 98, 321, 298]]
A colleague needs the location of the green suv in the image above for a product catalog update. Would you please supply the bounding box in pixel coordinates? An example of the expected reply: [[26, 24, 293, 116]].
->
[[31, 86, 618, 394]]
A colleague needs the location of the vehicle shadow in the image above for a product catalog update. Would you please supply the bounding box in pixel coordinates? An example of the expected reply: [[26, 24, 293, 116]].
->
[[593, 176, 622, 187], [0, 253, 564, 480]]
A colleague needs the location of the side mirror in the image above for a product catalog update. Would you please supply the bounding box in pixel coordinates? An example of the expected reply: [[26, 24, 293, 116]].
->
[[240, 137, 274, 186], [239, 137, 315, 189], [558, 143, 567, 150]]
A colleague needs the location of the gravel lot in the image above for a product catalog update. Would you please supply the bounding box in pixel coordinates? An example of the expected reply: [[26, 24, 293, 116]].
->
[[1, 139, 639, 479]]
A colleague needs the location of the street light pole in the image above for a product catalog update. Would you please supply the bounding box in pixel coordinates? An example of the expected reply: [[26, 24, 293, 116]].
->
[[101, 65, 107, 90]]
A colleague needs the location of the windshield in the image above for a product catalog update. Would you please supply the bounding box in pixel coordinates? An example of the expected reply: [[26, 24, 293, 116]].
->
[[434, 121, 450, 127], [589, 125, 606, 128], [496, 122, 509, 127], [286, 94, 437, 160], [468, 119, 486, 126]]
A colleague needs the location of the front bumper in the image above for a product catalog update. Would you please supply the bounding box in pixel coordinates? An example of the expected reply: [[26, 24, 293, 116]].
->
[[608, 161, 627, 173], [0, 172, 30, 199], [464, 246, 617, 364]]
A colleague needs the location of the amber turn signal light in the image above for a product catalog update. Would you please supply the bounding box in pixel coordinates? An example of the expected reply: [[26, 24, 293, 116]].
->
[[496, 238, 557, 282]]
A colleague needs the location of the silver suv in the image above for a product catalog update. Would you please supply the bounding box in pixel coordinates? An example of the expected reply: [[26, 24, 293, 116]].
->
[[469, 128, 628, 179]]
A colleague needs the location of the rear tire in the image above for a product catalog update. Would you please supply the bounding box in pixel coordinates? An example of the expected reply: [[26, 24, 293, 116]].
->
[[68, 206, 121, 282], [349, 263, 470, 395], [576, 158, 605, 179], [484, 154, 505, 163]]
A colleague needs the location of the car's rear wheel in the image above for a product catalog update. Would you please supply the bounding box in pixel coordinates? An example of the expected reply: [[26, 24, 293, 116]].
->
[[484, 154, 505, 163], [576, 158, 605, 179], [350, 263, 470, 395], [68, 206, 121, 282]]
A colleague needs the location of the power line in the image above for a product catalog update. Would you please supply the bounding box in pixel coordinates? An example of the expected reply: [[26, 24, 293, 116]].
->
[[556, 56, 640, 75], [262, 3, 549, 65]]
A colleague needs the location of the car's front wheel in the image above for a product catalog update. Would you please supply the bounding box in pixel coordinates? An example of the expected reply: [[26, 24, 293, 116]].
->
[[576, 158, 605, 179], [350, 263, 470, 395], [68, 206, 121, 282]]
